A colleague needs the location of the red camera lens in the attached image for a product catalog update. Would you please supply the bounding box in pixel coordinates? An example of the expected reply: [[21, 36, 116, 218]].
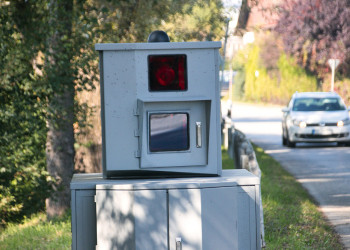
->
[[155, 65, 176, 86], [148, 55, 187, 91]]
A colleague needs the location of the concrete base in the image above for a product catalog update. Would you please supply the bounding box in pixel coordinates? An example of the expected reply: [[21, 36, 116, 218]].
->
[[71, 169, 261, 250]]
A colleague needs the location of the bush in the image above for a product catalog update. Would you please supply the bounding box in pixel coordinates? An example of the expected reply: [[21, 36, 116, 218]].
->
[[322, 77, 350, 106], [0, 82, 52, 226], [0, 13, 52, 225], [232, 69, 246, 100], [231, 34, 318, 104]]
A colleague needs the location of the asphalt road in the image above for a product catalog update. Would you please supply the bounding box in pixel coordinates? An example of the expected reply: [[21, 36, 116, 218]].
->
[[230, 102, 350, 248]]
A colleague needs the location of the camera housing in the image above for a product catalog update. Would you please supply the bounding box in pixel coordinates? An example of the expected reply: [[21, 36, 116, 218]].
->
[[96, 41, 222, 178]]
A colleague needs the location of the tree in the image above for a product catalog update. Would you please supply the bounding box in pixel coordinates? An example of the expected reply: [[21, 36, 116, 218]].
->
[[44, 0, 76, 217], [1, 0, 228, 220], [275, 0, 350, 78], [44, 0, 200, 216], [90, 0, 189, 44], [0, 0, 52, 224], [160, 0, 225, 42]]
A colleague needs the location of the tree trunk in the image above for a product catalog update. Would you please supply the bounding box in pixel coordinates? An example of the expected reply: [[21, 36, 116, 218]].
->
[[45, 0, 74, 218], [46, 88, 75, 217]]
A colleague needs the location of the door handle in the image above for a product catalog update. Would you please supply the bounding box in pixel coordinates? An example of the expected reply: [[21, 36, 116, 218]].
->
[[196, 122, 202, 148]]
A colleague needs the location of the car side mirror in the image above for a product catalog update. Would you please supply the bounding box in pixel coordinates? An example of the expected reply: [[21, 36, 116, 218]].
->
[[282, 107, 289, 113]]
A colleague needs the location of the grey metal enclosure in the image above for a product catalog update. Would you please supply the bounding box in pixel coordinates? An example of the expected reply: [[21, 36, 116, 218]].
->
[[70, 38, 263, 250], [70, 170, 262, 250], [95, 42, 222, 178]]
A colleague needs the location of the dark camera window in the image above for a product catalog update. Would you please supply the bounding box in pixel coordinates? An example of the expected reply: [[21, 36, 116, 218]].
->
[[148, 55, 187, 91], [149, 113, 189, 152]]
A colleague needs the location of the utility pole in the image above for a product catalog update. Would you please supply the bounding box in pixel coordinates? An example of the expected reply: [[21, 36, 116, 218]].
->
[[221, 18, 230, 90]]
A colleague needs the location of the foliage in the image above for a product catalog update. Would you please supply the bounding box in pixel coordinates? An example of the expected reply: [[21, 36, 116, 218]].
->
[[232, 69, 246, 100], [232, 33, 318, 103], [322, 77, 350, 106], [161, 0, 225, 42], [277, 54, 318, 101], [275, 0, 350, 79], [0, 0, 52, 226], [88, 0, 188, 43], [0, 0, 228, 224], [231, 49, 246, 100]]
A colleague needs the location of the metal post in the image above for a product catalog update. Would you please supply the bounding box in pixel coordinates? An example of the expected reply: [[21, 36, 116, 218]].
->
[[328, 59, 340, 92], [221, 18, 230, 88], [331, 60, 335, 92], [229, 65, 233, 101]]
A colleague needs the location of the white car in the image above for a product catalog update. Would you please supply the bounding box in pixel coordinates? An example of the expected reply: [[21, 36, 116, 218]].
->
[[282, 92, 350, 147]]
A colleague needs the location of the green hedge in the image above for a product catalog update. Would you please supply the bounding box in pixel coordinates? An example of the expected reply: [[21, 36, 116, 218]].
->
[[0, 80, 52, 226]]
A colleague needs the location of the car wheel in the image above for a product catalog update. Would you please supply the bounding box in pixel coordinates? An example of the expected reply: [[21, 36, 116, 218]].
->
[[286, 131, 296, 148], [282, 135, 287, 146], [286, 139, 296, 148], [282, 127, 287, 146]]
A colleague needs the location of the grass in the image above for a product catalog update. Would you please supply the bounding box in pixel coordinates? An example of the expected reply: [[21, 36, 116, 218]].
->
[[222, 147, 235, 169], [0, 147, 343, 249], [0, 212, 71, 249], [253, 144, 344, 249]]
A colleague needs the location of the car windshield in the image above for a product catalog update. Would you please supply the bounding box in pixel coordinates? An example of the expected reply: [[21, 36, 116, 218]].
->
[[292, 97, 346, 111]]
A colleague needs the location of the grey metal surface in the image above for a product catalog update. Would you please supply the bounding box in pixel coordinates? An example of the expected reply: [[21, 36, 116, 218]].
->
[[228, 127, 266, 247], [232, 102, 350, 248], [97, 42, 222, 177], [237, 186, 258, 250], [200, 187, 239, 249], [71, 190, 96, 250], [138, 100, 209, 168], [95, 41, 222, 51], [96, 189, 168, 250], [71, 170, 261, 250], [169, 188, 202, 250], [70, 170, 259, 190]]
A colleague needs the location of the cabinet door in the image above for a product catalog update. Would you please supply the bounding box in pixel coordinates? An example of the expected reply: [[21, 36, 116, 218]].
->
[[168, 187, 238, 250], [237, 186, 258, 250], [139, 100, 210, 169], [96, 189, 168, 250], [72, 190, 96, 250]]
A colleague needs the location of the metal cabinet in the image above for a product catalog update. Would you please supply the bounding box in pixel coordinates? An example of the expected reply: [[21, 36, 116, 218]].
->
[[168, 187, 239, 250], [96, 189, 168, 249], [71, 170, 261, 250], [71, 190, 97, 250]]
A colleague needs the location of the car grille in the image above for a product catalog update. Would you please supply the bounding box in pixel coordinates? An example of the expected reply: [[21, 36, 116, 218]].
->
[[306, 122, 337, 127], [296, 133, 349, 139]]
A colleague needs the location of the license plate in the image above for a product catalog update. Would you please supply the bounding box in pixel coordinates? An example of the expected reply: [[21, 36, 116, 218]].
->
[[312, 128, 332, 135]]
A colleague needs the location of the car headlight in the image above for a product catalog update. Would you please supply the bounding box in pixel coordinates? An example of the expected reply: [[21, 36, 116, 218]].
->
[[299, 121, 307, 128], [338, 118, 350, 127], [293, 119, 307, 128], [337, 121, 344, 127]]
